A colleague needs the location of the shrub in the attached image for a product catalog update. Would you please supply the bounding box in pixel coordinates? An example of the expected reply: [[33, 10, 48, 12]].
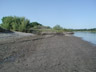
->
[[53, 25, 63, 30], [1, 16, 30, 32]]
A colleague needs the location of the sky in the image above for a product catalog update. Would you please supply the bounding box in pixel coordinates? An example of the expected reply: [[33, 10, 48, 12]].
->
[[0, 0, 96, 29]]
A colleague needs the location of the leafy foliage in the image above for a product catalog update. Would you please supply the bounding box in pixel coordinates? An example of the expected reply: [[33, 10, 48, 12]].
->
[[1, 16, 30, 32], [71, 28, 96, 32], [1, 16, 74, 33], [53, 25, 63, 30], [29, 22, 42, 29]]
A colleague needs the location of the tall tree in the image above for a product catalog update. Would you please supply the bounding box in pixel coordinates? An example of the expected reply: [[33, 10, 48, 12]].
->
[[1, 16, 30, 32]]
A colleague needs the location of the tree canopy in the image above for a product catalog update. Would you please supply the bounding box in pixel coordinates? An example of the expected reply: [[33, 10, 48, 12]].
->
[[1, 16, 30, 32], [53, 25, 63, 30]]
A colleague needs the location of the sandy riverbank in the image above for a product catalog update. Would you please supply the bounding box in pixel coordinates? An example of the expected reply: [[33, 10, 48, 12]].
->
[[0, 33, 96, 72], [0, 31, 35, 43]]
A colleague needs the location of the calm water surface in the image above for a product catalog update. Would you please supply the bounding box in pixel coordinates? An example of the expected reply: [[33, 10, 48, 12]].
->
[[74, 32, 96, 45]]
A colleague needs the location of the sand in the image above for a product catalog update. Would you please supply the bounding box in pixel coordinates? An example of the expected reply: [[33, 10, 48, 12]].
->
[[0, 33, 96, 72]]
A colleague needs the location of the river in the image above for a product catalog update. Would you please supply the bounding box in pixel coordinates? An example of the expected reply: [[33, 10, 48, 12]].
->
[[74, 32, 96, 45]]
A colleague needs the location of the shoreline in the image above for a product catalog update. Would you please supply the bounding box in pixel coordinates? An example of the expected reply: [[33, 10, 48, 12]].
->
[[0, 33, 96, 72], [1, 31, 95, 47], [73, 35, 96, 47]]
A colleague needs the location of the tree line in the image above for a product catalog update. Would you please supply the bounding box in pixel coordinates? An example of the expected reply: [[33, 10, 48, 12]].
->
[[71, 28, 96, 32], [0, 16, 43, 32], [0, 16, 96, 33], [0, 16, 68, 33]]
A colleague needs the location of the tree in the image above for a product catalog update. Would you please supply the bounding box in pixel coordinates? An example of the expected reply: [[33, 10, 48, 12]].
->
[[1, 16, 30, 32], [53, 25, 63, 30], [12, 22, 18, 31], [1, 16, 13, 30], [29, 22, 42, 28], [18, 17, 30, 32]]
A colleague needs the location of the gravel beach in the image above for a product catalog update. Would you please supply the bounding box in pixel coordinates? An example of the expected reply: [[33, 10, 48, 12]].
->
[[0, 33, 96, 72], [0, 32, 35, 42]]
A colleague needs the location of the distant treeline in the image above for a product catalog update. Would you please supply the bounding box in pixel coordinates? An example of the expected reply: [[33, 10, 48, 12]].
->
[[71, 28, 96, 32], [0, 16, 69, 33], [0, 16, 96, 33], [0, 16, 51, 33]]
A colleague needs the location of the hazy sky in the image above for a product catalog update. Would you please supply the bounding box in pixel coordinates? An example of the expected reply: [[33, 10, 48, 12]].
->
[[0, 0, 96, 29]]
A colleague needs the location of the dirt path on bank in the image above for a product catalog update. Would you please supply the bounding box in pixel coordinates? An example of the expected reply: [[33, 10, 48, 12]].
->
[[0, 35, 96, 72]]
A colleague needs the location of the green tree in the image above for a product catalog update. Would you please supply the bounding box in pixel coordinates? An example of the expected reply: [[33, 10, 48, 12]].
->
[[19, 17, 30, 32], [1, 16, 30, 32], [12, 22, 18, 31], [53, 25, 63, 30], [1, 16, 13, 30], [29, 22, 42, 28]]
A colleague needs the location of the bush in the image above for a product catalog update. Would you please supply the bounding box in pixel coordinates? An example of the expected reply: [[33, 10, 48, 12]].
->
[[1, 16, 30, 32], [29, 22, 42, 28], [0, 27, 4, 32], [53, 25, 63, 30]]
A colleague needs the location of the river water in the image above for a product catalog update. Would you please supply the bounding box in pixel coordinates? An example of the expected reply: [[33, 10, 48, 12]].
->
[[74, 32, 96, 45]]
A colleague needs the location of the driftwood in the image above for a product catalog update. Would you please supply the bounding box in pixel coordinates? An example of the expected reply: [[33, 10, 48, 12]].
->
[[41, 32, 74, 35]]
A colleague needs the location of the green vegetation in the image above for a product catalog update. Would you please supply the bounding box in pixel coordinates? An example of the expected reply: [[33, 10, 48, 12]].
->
[[29, 22, 42, 29], [71, 28, 96, 32], [0, 16, 96, 34], [0, 16, 68, 34], [53, 25, 63, 30], [0, 16, 43, 33], [1, 16, 30, 32], [52, 25, 63, 32]]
